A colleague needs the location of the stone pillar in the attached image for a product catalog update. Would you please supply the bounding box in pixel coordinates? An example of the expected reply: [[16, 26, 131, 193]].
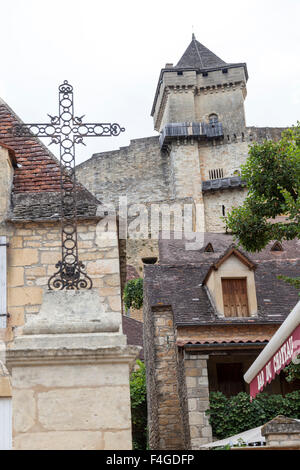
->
[[184, 352, 212, 449], [144, 305, 187, 450], [7, 290, 140, 450], [262, 416, 300, 449]]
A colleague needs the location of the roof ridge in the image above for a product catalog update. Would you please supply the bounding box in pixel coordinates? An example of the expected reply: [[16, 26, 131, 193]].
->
[[192, 35, 204, 68]]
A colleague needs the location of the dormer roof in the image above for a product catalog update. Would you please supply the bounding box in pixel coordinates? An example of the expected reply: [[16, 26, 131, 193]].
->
[[203, 245, 257, 285]]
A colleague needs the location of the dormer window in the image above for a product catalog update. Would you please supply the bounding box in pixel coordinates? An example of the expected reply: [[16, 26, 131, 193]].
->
[[203, 246, 258, 318], [204, 243, 214, 253]]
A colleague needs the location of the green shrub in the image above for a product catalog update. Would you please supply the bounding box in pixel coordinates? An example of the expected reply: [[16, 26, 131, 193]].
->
[[130, 360, 147, 450], [206, 391, 300, 440], [123, 278, 143, 311]]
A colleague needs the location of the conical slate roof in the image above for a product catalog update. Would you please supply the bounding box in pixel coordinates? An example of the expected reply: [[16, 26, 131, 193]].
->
[[176, 34, 227, 70]]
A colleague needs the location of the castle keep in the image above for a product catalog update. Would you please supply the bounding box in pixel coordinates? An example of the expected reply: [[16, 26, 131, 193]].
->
[[77, 36, 299, 451], [76, 35, 284, 303]]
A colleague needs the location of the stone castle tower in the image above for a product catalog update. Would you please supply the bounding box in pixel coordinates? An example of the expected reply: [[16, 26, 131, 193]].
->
[[76, 35, 283, 318]]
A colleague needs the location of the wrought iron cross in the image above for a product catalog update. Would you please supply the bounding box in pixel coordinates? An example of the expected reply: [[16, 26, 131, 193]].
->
[[13, 80, 125, 290]]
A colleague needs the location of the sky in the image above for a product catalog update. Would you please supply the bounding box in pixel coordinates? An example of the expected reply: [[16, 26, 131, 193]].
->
[[0, 0, 299, 164]]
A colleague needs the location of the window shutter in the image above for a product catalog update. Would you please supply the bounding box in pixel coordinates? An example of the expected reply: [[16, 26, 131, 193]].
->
[[222, 278, 249, 317], [0, 398, 12, 450], [0, 236, 7, 329]]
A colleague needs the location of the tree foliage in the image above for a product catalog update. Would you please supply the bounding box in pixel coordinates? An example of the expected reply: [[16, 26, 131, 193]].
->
[[226, 123, 300, 378], [226, 123, 300, 253], [206, 391, 300, 440], [123, 278, 143, 311], [130, 360, 147, 450], [284, 357, 300, 383]]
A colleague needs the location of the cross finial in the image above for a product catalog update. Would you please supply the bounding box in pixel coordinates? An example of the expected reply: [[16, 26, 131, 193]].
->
[[192, 33, 196, 40]]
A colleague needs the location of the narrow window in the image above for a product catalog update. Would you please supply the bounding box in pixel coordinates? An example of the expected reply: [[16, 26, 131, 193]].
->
[[209, 114, 218, 124], [271, 241, 284, 252], [222, 278, 249, 317], [209, 168, 224, 180], [142, 257, 158, 265], [222, 205, 226, 217]]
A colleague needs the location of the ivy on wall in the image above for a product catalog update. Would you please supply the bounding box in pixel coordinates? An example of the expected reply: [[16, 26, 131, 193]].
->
[[130, 360, 147, 450], [206, 391, 300, 440], [123, 278, 143, 311]]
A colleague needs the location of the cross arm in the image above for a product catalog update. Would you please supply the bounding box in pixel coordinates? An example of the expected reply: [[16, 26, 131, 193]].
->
[[12, 122, 61, 139], [73, 122, 125, 139]]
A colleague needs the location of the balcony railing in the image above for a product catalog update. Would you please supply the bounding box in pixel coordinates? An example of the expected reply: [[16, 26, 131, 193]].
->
[[159, 121, 223, 149]]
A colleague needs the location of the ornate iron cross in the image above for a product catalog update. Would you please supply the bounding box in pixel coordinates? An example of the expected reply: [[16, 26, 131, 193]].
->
[[13, 80, 125, 290]]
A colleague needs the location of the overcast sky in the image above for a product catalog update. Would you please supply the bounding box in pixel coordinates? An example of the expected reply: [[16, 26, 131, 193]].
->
[[0, 0, 299, 164]]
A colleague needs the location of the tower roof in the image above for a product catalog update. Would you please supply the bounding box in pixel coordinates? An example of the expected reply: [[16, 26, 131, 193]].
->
[[176, 34, 227, 70]]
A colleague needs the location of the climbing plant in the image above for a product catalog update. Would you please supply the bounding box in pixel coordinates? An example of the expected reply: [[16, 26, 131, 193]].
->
[[130, 360, 147, 450], [206, 391, 300, 440], [123, 278, 143, 310]]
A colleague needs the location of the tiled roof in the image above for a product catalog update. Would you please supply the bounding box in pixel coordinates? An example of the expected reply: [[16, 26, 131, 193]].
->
[[177, 339, 268, 346], [144, 235, 300, 326], [176, 35, 227, 70], [176, 324, 279, 346], [0, 99, 99, 220], [122, 316, 144, 360]]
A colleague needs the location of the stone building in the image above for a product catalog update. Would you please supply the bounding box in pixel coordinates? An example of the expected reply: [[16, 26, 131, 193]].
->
[[76, 34, 284, 320], [143, 235, 300, 450], [0, 98, 140, 449], [76, 34, 298, 451]]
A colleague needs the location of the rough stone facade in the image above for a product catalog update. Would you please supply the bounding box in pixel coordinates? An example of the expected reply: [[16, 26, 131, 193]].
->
[[262, 416, 300, 449], [143, 303, 189, 450], [7, 290, 138, 450], [1, 219, 121, 346], [76, 127, 284, 311], [184, 352, 212, 449]]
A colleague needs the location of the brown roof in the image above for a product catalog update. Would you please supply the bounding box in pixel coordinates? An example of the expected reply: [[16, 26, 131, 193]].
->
[[144, 234, 300, 326], [122, 315, 144, 360]]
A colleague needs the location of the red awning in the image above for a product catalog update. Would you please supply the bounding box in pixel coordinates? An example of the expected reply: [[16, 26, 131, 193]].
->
[[249, 324, 300, 399], [244, 301, 300, 399]]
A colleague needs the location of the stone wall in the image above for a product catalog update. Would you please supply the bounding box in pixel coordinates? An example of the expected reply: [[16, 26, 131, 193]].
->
[[11, 359, 133, 450], [203, 188, 247, 232], [262, 416, 300, 449], [143, 302, 187, 450], [76, 136, 170, 209], [184, 352, 212, 449]]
